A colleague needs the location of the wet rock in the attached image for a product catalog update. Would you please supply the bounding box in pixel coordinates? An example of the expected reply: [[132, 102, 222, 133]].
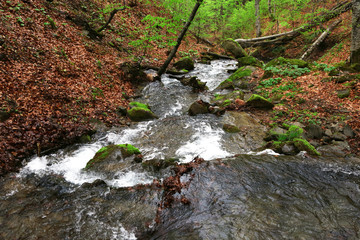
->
[[246, 94, 274, 109], [174, 57, 194, 71], [223, 124, 240, 133], [304, 124, 323, 140], [337, 89, 350, 98], [317, 141, 350, 157], [127, 102, 158, 122], [85, 144, 142, 175], [142, 158, 179, 172], [119, 61, 148, 83], [222, 39, 248, 58], [188, 100, 210, 116], [78, 134, 92, 144], [0, 111, 10, 122], [179, 76, 208, 91], [222, 111, 267, 150]]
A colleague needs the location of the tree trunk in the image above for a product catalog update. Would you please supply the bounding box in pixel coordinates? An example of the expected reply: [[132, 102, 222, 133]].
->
[[157, 0, 203, 78], [351, 0, 360, 64], [255, 0, 262, 37], [301, 19, 342, 60], [235, 1, 352, 47], [97, 7, 126, 33]]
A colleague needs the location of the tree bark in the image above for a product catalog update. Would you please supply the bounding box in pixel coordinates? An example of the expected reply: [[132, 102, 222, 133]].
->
[[157, 0, 203, 78], [301, 19, 342, 60], [351, 0, 360, 64], [97, 7, 126, 33], [255, 0, 262, 37], [235, 1, 352, 47]]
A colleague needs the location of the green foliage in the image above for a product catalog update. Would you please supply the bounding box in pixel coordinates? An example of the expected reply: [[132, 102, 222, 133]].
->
[[16, 16, 24, 26], [259, 77, 282, 88], [312, 62, 336, 72], [265, 64, 310, 78], [129, 15, 178, 62]]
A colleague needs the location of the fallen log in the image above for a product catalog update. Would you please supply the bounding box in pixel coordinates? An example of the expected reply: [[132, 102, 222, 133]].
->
[[235, 1, 352, 47], [300, 19, 342, 60]]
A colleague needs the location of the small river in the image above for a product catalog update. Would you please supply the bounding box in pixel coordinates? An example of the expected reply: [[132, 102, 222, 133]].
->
[[1, 60, 360, 239]]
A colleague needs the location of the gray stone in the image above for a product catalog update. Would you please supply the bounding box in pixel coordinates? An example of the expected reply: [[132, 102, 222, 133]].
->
[[304, 124, 323, 139], [282, 144, 297, 155], [332, 132, 347, 141], [246, 94, 274, 109], [343, 124, 355, 137], [324, 129, 333, 137]]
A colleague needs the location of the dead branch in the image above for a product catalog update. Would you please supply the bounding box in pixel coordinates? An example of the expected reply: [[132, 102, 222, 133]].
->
[[97, 7, 126, 33], [300, 19, 342, 60]]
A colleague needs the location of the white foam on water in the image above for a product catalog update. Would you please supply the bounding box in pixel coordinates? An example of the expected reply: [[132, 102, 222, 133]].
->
[[247, 149, 281, 156], [109, 171, 153, 188], [176, 122, 231, 162], [21, 143, 104, 184]]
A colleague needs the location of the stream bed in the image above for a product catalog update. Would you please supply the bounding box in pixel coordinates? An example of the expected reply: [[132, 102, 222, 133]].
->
[[1, 60, 360, 239]]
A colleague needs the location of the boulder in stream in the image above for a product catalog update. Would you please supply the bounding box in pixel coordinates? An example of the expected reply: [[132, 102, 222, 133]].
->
[[85, 144, 142, 174], [179, 76, 208, 92], [188, 100, 210, 116], [174, 57, 195, 71], [215, 66, 253, 90], [127, 101, 158, 121]]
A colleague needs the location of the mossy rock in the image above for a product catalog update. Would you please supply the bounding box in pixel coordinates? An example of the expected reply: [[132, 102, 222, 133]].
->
[[216, 67, 252, 90], [223, 124, 240, 133], [180, 76, 208, 91], [265, 57, 309, 68], [216, 79, 235, 90], [238, 56, 263, 68], [127, 102, 158, 121], [129, 101, 150, 109], [337, 89, 350, 98], [293, 138, 321, 156], [174, 57, 194, 71], [334, 74, 355, 83], [85, 144, 141, 169], [211, 91, 245, 107], [246, 94, 274, 109], [222, 39, 248, 58]]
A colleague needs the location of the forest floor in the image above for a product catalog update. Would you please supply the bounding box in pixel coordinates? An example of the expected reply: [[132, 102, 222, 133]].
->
[[0, 0, 358, 175]]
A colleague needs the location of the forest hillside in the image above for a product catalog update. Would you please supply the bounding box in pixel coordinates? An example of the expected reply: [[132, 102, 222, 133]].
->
[[0, 0, 358, 175]]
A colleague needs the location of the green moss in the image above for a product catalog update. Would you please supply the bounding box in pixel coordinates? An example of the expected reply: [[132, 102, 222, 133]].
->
[[246, 94, 274, 109], [265, 57, 309, 68], [293, 138, 321, 156], [223, 124, 240, 133], [86, 144, 141, 169], [227, 67, 252, 82], [129, 102, 149, 110], [287, 125, 303, 140], [238, 56, 263, 68]]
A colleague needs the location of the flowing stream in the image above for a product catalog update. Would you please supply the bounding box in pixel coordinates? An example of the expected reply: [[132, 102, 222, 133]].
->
[[1, 60, 360, 239]]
